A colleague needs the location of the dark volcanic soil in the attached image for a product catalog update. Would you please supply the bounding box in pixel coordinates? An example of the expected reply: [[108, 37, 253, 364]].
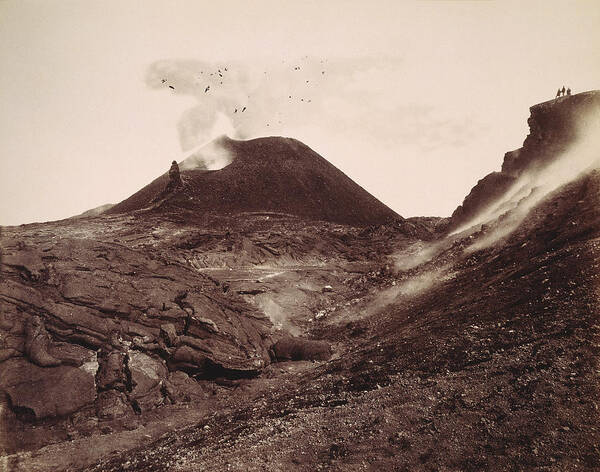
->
[[3, 168, 599, 471], [107, 136, 400, 227]]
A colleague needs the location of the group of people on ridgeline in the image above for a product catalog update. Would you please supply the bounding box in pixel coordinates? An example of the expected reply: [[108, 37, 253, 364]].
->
[[556, 86, 571, 98]]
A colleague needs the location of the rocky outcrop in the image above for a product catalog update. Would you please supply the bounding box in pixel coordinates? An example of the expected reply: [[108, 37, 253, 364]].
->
[[24, 316, 62, 367], [502, 91, 600, 176], [96, 348, 128, 392], [150, 160, 184, 205], [0, 226, 274, 432], [168, 160, 182, 187], [448, 90, 600, 231]]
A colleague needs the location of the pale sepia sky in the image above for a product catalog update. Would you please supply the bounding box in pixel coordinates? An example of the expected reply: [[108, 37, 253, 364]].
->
[[1, 0, 599, 225]]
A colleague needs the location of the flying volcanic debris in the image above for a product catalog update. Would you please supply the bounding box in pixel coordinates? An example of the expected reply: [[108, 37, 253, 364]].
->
[[145, 56, 346, 152]]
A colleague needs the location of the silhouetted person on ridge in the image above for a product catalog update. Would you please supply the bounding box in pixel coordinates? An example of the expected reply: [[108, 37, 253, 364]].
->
[[562, 86, 566, 96], [567, 87, 571, 96], [556, 88, 561, 99]]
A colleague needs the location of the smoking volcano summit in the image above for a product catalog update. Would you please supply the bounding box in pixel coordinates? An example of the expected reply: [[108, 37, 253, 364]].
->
[[1, 91, 600, 472], [108, 135, 400, 227]]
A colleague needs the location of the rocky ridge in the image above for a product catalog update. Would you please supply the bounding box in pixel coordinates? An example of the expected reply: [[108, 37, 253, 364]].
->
[[449, 90, 600, 231]]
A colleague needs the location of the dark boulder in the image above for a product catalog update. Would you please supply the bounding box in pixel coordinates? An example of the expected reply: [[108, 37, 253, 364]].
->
[[270, 337, 332, 362], [128, 351, 168, 412], [160, 323, 179, 346], [163, 371, 209, 403], [95, 390, 133, 420]]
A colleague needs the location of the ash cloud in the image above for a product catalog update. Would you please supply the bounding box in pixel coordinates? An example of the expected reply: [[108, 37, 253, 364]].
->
[[146, 57, 336, 151]]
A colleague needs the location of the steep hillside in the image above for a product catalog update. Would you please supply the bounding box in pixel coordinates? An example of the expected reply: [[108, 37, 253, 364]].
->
[[449, 90, 600, 231], [108, 136, 400, 227]]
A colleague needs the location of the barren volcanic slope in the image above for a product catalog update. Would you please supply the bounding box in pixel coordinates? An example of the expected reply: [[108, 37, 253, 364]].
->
[[81, 92, 598, 471], [1, 92, 599, 472], [108, 136, 400, 226], [82, 169, 600, 472]]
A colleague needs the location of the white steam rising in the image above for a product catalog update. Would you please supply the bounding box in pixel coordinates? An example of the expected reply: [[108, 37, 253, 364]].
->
[[393, 241, 446, 271], [464, 106, 600, 252], [179, 112, 236, 171], [449, 181, 532, 237], [179, 139, 234, 171], [255, 295, 300, 336], [390, 101, 600, 291], [397, 266, 454, 297], [357, 265, 455, 321]]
